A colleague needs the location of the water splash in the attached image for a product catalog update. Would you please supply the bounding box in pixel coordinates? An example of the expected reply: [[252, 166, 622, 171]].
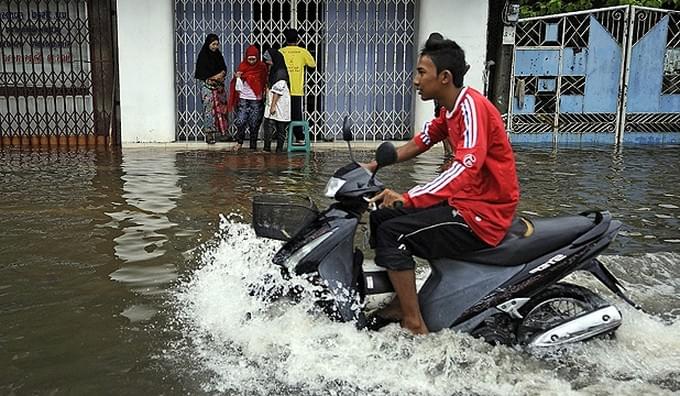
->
[[170, 217, 680, 395]]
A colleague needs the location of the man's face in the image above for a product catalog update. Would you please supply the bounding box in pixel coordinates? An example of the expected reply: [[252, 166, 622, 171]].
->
[[414, 55, 444, 101]]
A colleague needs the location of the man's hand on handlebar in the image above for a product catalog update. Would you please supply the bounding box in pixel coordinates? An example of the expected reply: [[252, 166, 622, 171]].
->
[[369, 189, 405, 209]]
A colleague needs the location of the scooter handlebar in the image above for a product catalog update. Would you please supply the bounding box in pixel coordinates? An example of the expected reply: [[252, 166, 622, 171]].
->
[[363, 195, 403, 211]]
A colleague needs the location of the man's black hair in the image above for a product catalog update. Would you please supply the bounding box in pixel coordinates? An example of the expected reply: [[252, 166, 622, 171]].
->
[[283, 28, 299, 44], [420, 36, 466, 88], [427, 32, 443, 41]]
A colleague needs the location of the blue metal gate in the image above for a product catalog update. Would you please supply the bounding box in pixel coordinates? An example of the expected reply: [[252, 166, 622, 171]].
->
[[508, 6, 680, 144], [174, 0, 416, 142]]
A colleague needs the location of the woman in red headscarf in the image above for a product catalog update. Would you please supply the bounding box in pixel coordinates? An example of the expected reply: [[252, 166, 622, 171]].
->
[[229, 45, 268, 150]]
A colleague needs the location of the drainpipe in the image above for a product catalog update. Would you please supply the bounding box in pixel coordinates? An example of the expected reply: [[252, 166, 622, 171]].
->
[[490, 0, 520, 115]]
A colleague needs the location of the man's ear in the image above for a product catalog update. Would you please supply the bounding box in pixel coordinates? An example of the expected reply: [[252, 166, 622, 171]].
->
[[439, 70, 453, 85]]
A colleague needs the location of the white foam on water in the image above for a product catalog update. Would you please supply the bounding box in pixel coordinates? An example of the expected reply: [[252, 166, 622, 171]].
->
[[654, 214, 673, 219], [170, 217, 680, 396], [521, 210, 541, 217], [575, 304, 680, 389]]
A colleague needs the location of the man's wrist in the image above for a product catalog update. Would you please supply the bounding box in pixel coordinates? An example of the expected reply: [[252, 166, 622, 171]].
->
[[401, 192, 412, 207]]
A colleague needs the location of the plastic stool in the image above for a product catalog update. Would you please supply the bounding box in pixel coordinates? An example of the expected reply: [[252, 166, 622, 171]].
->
[[287, 120, 311, 152]]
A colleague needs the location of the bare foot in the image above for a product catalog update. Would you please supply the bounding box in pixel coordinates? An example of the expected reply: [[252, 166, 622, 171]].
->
[[376, 298, 403, 321], [401, 317, 429, 335], [231, 143, 242, 151]]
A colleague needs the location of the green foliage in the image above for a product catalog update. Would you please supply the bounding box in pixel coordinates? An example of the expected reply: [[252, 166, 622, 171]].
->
[[519, 0, 680, 17]]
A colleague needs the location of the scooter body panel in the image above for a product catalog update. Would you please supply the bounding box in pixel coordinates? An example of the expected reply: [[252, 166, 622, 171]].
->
[[317, 228, 360, 322], [419, 260, 525, 331], [451, 214, 623, 327], [278, 208, 362, 322]]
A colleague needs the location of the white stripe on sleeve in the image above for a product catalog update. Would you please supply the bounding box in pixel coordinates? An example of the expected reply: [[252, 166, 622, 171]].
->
[[421, 121, 432, 146], [463, 98, 478, 147], [408, 162, 466, 197], [462, 99, 478, 149]]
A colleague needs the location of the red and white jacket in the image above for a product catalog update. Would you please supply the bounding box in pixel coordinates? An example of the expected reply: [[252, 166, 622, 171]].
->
[[402, 87, 520, 246]]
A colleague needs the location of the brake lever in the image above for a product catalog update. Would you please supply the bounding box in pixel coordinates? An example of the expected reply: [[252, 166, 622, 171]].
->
[[364, 196, 403, 211], [363, 196, 377, 211]]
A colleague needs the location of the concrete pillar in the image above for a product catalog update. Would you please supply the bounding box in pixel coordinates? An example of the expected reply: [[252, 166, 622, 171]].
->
[[116, 0, 176, 143], [414, 0, 490, 135]]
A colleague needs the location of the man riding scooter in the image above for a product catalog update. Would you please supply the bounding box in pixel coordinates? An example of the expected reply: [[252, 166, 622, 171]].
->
[[363, 35, 520, 335]]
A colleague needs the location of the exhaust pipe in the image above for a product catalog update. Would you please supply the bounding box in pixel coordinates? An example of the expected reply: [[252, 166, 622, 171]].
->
[[528, 305, 622, 347]]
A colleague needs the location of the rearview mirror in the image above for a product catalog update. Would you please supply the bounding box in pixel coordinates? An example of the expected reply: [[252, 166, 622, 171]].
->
[[375, 142, 397, 169], [342, 116, 353, 142]]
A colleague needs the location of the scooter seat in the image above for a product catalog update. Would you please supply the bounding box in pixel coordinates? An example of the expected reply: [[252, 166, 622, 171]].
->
[[455, 215, 596, 266]]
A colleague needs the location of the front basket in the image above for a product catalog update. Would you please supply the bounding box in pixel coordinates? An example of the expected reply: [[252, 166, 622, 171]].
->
[[252, 195, 319, 241]]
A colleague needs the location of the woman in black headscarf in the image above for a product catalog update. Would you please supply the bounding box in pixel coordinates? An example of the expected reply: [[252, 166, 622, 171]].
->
[[195, 33, 228, 144], [262, 48, 291, 152]]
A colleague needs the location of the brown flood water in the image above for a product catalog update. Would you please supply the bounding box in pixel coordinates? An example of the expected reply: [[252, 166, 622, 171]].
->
[[1, 144, 679, 395]]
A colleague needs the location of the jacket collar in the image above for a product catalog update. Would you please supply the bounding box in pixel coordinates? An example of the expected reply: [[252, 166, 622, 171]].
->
[[445, 86, 468, 119]]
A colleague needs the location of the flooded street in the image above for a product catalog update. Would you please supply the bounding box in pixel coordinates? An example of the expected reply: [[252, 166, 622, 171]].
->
[[1, 144, 679, 395]]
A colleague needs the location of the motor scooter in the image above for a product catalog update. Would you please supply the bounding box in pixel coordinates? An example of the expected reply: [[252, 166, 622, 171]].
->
[[251, 117, 636, 346]]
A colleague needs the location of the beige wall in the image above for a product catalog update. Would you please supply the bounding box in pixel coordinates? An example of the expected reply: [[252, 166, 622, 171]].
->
[[117, 0, 176, 143], [414, 0, 490, 135]]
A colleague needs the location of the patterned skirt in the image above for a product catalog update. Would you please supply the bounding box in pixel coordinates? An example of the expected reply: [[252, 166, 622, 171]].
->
[[201, 82, 229, 137]]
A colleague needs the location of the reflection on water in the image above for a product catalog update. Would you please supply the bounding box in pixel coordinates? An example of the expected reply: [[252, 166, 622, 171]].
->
[[0, 144, 679, 395], [108, 149, 183, 294]]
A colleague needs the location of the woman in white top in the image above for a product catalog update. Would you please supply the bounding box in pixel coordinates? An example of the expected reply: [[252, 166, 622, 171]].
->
[[262, 48, 291, 152]]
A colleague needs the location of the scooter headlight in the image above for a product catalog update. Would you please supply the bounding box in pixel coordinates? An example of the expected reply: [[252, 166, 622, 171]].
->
[[324, 177, 346, 198], [286, 230, 334, 269]]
